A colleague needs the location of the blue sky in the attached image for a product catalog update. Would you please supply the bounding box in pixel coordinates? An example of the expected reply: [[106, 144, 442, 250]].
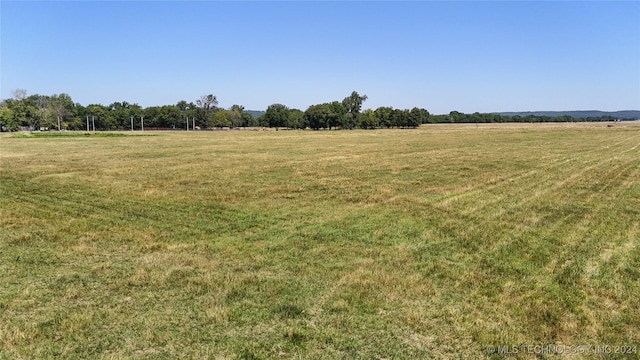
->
[[2, 1, 639, 114]]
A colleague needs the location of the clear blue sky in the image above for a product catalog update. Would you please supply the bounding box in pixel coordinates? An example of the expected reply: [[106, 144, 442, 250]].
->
[[2, 1, 639, 114]]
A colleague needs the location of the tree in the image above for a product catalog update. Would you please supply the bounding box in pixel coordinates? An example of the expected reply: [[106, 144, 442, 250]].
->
[[143, 106, 161, 127], [254, 114, 268, 127], [159, 105, 181, 128], [29, 95, 52, 129], [342, 91, 367, 129], [7, 90, 32, 128], [49, 93, 74, 130], [408, 107, 426, 128], [12, 89, 27, 101], [449, 111, 464, 123], [0, 103, 18, 131], [108, 101, 135, 130], [304, 103, 330, 130], [176, 100, 198, 129], [230, 104, 244, 113], [241, 112, 254, 127], [374, 106, 394, 128], [176, 100, 191, 112], [264, 103, 289, 129], [228, 104, 245, 127], [304, 102, 347, 130], [68, 102, 84, 130], [329, 101, 347, 129], [287, 109, 306, 129], [196, 94, 219, 128], [391, 109, 409, 128], [210, 109, 231, 128], [359, 109, 379, 129], [196, 94, 218, 113], [192, 107, 207, 129], [86, 104, 108, 130], [412, 107, 430, 124]]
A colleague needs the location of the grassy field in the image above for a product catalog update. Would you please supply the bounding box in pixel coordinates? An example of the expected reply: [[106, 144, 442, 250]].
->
[[1, 123, 639, 359]]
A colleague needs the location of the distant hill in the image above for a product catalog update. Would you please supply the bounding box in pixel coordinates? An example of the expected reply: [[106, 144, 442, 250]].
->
[[495, 110, 640, 120], [245, 110, 265, 118]]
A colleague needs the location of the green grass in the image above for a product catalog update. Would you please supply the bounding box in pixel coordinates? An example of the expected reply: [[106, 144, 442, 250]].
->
[[1, 123, 639, 359]]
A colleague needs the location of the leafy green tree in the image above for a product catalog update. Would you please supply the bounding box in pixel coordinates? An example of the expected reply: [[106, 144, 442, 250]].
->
[[391, 109, 407, 128], [192, 107, 207, 129], [228, 105, 244, 127], [86, 104, 108, 130], [159, 105, 181, 128], [412, 107, 430, 124], [374, 106, 394, 128], [241, 112, 254, 127], [176, 100, 197, 129], [176, 100, 190, 112], [342, 91, 368, 129], [195, 94, 218, 128], [469, 112, 482, 124], [254, 114, 268, 127], [108, 101, 139, 130], [67, 102, 85, 130], [449, 111, 464, 123], [304, 102, 346, 130], [6, 90, 34, 128], [407, 107, 426, 128], [230, 104, 244, 113], [329, 101, 347, 129], [264, 103, 289, 129], [359, 108, 379, 129], [143, 106, 161, 127], [304, 103, 329, 130], [287, 109, 306, 129], [0, 103, 18, 131], [210, 109, 231, 128]]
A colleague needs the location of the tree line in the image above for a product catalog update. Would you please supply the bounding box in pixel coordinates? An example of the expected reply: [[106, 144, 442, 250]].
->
[[0, 91, 255, 132], [0, 89, 624, 132]]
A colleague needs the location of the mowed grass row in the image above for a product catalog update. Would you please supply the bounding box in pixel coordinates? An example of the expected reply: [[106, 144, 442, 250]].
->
[[1, 123, 639, 359]]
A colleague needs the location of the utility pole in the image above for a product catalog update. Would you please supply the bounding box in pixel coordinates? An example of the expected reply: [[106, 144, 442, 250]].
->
[[141, 116, 144, 132], [86, 116, 89, 131], [131, 116, 134, 131], [186, 117, 189, 131], [92, 116, 95, 131]]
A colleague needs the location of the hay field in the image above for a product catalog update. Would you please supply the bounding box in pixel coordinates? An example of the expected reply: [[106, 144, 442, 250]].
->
[[1, 123, 639, 359]]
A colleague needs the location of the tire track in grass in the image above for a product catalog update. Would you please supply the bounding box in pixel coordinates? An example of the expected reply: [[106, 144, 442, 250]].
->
[[2, 185, 263, 244], [465, 133, 638, 222], [435, 168, 539, 208], [380, 147, 618, 255], [433, 132, 627, 210], [475, 156, 624, 222], [436, 129, 638, 224], [473, 149, 639, 346], [407, 132, 638, 278], [484, 134, 639, 271], [581, 160, 639, 281], [439, 155, 583, 224]]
